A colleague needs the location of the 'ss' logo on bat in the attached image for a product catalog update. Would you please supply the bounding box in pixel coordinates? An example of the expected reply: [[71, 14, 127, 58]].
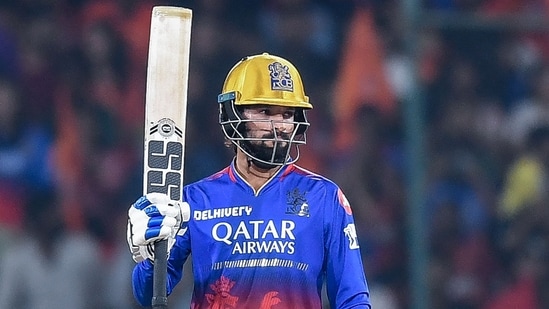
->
[[146, 118, 184, 201]]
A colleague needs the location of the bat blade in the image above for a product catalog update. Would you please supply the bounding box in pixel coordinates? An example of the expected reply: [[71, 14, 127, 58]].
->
[[143, 6, 192, 309]]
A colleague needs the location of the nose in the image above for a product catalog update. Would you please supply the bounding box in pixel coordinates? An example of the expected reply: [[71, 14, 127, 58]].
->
[[273, 119, 293, 134]]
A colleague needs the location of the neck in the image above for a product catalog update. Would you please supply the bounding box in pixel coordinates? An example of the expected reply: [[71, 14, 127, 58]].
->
[[234, 154, 281, 191]]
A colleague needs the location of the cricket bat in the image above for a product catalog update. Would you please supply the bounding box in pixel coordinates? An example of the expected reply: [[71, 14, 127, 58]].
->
[[144, 6, 192, 309]]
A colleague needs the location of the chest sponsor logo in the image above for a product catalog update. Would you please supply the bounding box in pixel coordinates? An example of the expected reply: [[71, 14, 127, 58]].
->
[[212, 220, 296, 254]]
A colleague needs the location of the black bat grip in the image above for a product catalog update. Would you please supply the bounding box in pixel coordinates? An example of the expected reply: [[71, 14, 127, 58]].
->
[[152, 239, 168, 308]]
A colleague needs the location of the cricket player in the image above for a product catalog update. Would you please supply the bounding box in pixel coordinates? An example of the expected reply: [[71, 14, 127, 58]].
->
[[127, 53, 371, 308]]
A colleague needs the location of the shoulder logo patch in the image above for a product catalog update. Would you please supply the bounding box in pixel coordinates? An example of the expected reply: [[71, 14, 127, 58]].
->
[[344, 223, 360, 249]]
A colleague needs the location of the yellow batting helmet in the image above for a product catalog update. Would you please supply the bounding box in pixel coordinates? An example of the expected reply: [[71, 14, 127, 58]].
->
[[217, 53, 311, 167], [218, 53, 312, 109]]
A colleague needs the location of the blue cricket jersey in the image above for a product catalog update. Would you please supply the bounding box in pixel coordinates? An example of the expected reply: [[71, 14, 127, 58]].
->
[[132, 161, 371, 308]]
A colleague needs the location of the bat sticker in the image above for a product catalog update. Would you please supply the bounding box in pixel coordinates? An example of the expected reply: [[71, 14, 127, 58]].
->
[[149, 118, 183, 138]]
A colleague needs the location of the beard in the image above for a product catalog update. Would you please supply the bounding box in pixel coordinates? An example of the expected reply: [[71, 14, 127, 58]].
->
[[240, 131, 291, 168]]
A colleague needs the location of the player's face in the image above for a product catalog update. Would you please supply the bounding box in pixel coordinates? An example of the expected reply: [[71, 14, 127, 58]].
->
[[240, 105, 296, 164], [242, 105, 295, 146]]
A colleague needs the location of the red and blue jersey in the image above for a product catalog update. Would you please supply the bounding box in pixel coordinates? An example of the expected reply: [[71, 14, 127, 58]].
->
[[132, 161, 371, 308]]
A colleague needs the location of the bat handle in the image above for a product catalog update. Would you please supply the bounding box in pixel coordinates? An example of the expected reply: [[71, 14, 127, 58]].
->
[[152, 239, 169, 309]]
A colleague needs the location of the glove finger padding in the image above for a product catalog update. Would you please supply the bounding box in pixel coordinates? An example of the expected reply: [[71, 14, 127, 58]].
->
[[127, 193, 191, 263], [127, 193, 182, 242]]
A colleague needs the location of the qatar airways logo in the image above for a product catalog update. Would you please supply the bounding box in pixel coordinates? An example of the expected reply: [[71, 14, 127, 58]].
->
[[212, 220, 296, 255]]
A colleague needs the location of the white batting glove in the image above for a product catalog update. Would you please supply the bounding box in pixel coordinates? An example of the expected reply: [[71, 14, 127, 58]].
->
[[127, 193, 190, 263]]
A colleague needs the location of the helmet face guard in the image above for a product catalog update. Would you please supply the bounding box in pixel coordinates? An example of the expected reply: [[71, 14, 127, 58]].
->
[[218, 53, 312, 167], [219, 97, 310, 167]]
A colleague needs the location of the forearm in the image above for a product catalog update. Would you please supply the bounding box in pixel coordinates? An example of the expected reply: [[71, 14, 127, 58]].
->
[[132, 260, 155, 307]]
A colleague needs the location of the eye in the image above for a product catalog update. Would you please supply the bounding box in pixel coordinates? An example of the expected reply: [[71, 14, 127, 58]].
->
[[283, 110, 295, 119]]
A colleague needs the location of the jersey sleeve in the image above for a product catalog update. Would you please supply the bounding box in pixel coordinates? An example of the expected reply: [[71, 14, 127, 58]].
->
[[324, 186, 371, 308]]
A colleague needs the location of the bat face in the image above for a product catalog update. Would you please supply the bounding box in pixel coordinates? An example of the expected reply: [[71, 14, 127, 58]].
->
[[143, 6, 192, 201]]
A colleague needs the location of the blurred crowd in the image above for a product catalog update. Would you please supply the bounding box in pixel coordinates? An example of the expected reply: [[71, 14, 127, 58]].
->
[[1, 0, 549, 308]]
